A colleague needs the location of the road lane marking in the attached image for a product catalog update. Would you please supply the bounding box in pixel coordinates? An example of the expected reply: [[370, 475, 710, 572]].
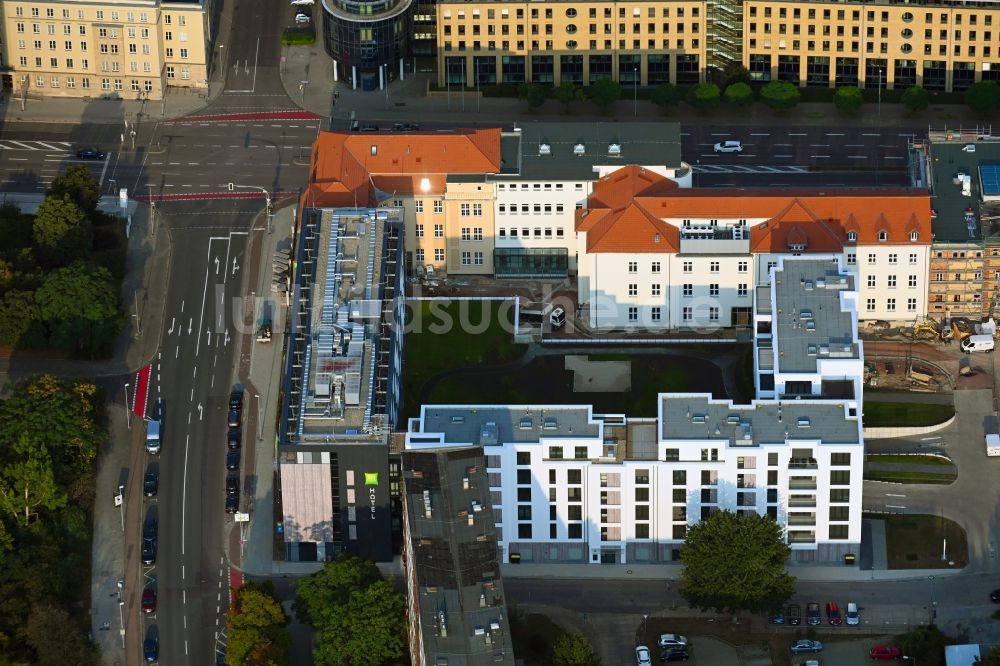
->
[[183, 590, 187, 605], [789, 133, 807, 136], [810, 155, 830, 158], [886, 493, 907, 497], [849, 155, 867, 158], [862, 133, 880, 136], [826, 133, 845, 136], [886, 504, 907, 509], [193, 366, 197, 378], [775, 154, 793, 158], [9, 157, 27, 161], [182, 434, 190, 555], [175, 346, 179, 358], [190, 388, 194, 400], [809, 144, 830, 147]]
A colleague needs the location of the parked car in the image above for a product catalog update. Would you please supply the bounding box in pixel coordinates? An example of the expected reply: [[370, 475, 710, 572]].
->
[[391, 123, 420, 131], [359, 122, 379, 132], [143, 466, 159, 497], [226, 475, 240, 496], [76, 148, 106, 160], [786, 604, 802, 625], [769, 610, 785, 625], [869, 645, 902, 660], [806, 601, 822, 626], [657, 635, 688, 649], [143, 635, 158, 662], [713, 140, 743, 154], [227, 429, 242, 449], [227, 409, 241, 428], [226, 448, 241, 471], [789, 639, 823, 654], [229, 389, 244, 412], [846, 601, 860, 626], [826, 601, 842, 626], [225, 495, 239, 514], [659, 648, 689, 662], [635, 645, 652, 666], [294, 9, 310, 23], [290, 0, 314, 5], [142, 585, 157, 614], [141, 514, 157, 565], [991, 589, 1000, 603]]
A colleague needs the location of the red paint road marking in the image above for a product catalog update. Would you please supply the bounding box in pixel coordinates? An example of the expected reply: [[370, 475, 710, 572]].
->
[[171, 110, 321, 123], [135, 192, 299, 203], [132, 364, 151, 419]]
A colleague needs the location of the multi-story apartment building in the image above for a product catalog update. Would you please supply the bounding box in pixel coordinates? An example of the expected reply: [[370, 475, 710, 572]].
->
[[429, 0, 1000, 92], [405, 257, 865, 564], [2, 0, 211, 100]]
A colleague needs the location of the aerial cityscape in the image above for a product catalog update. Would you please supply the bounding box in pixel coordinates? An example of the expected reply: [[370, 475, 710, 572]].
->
[[3, 0, 1000, 664]]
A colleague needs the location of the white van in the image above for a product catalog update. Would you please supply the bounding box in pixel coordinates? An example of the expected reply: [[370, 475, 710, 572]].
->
[[961, 334, 995, 353], [845, 602, 860, 625], [146, 420, 162, 454]]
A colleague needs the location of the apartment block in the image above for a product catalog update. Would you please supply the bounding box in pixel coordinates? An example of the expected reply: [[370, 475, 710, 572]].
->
[[405, 257, 865, 564], [2, 0, 212, 100]]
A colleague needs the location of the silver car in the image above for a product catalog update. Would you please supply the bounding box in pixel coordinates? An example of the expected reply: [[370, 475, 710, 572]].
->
[[789, 639, 823, 654], [713, 140, 744, 153]]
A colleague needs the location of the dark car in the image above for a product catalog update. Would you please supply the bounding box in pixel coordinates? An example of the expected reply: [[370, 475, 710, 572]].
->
[[769, 610, 785, 625], [991, 589, 1000, 603], [786, 604, 801, 626], [359, 122, 379, 132], [229, 389, 244, 411], [659, 649, 689, 662], [141, 515, 158, 565], [227, 409, 241, 429], [143, 635, 158, 662], [826, 601, 842, 626], [225, 495, 239, 514], [391, 123, 420, 132], [226, 475, 240, 496], [142, 585, 157, 614], [227, 428, 241, 449], [143, 466, 159, 497], [76, 148, 106, 160], [226, 448, 241, 471], [806, 602, 822, 626]]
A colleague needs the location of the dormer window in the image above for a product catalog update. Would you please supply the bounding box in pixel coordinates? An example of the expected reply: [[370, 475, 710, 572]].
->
[[909, 230, 919, 241], [846, 231, 857, 242], [878, 231, 888, 242], [789, 243, 806, 251]]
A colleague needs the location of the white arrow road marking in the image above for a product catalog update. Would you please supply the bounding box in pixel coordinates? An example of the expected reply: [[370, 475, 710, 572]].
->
[[168, 317, 175, 335], [198, 403, 203, 421]]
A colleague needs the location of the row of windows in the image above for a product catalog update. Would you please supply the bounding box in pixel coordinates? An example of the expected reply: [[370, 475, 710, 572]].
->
[[750, 22, 997, 43], [865, 274, 920, 288], [459, 203, 482, 216], [22, 75, 154, 90], [18, 39, 155, 55], [414, 248, 446, 262], [445, 37, 700, 51], [498, 203, 566, 215], [846, 252, 920, 264], [444, 21, 701, 36], [751, 38, 994, 58], [459, 227, 483, 241], [498, 227, 566, 239], [748, 5, 991, 26], [412, 200, 444, 214], [444, 6, 700, 20], [414, 223, 443, 237], [865, 297, 919, 312], [515, 451, 851, 469], [498, 181, 581, 191], [12, 6, 188, 24], [681, 259, 743, 272], [460, 251, 485, 265]]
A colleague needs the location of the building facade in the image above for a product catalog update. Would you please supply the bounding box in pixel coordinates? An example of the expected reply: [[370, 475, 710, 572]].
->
[[2, 0, 212, 100], [320, 0, 412, 88], [405, 257, 865, 565]]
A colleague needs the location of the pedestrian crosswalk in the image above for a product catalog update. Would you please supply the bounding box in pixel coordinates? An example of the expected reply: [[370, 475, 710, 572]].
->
[[0, 140, 73, 151], [692, 164, 811, 174]]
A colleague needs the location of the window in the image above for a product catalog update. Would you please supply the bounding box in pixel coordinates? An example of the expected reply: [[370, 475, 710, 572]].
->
[[433, 200, 443, 214], [847, 230, 857, 242], [473, 203, 482, 216], [738, 261, 748, 272], [909, 253, 918, 264], [434, 249, 444, 261], [434, 224, 443, 238], [651, 307, 661, 321], [549, 446, 563, 459], [414, 200, 423, 214], [738, 284, 748, 297], [682, 261, 692, 272], [628, 261, 638, 273], [866, 298, 875, 311], [461, 251, 471, 266], [710, 261, 720, 272], [415, 249, 424, 262], [518, 524, 532, 538], [907, 298, 917, 311], [709, 283, 719, 297], [651, 261, 661, 273], [474, 252, 483, 265], [628, 307, 638, 322], [709, 307, 719, 321], [868, 253, 877, 264], [887, 275, 896, 288], [682, 307, 692, 321], [847, 252, 856, 264], [568, 524, 583, 538], [568, 469, 582, 484], [473, 227, 483, 241], [651, 284, 660, 297], [179, 48, 188, 59], [461, 227, 471, 241], [683, 284, 692, 297], [889, 253, 898, 264], [908, 275, 917, 287], [628, 283, 638, 296], [887, 298, 896, 311], [575, 446, 588, 459]]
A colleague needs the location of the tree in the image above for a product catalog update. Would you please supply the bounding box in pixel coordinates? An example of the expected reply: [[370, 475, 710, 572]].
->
[[553, 81, 586, 109], [966, 80, 1000, 115], [977, 646, 1000, 665], [312, 580, 406, 666], [833, 86, 864, 112], [0, 446, 67, 525], [226, 582, 291, 666], [31, 195, 91, 267], [715, 63, 752, 90], [588, 78, 623, 110], [649, 82, 681, 109], [47, 165, 101, 213], [723, 82, 754, 107], [24, 604, 98, 666], [0, 289, 42, 348], [686, 83, 721, 111], [552, 632, 600, 666], [294, 555, 383, 624], [518, 82, 547, 109], [901, 86, 930, 112], [759, 81, 801, 110], [679, 510, 795, 615], [35, 261, 123, 357]]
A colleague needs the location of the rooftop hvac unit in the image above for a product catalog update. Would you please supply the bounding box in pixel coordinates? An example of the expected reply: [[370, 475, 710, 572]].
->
[[573, 143, 585, 156], [607, 143, 622, 157], [538, 143, 551, 156]]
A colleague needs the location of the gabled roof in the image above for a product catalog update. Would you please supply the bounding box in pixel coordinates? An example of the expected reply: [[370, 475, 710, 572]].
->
[[576, 166, 681, 252], [750, 198, 844, 253]]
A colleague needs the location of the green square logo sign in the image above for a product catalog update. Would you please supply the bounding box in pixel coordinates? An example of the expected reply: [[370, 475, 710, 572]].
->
[[364, 472, 379, 486]]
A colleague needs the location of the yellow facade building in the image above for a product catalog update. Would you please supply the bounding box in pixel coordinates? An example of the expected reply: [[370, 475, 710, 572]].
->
[[2, 0, 212, 101]]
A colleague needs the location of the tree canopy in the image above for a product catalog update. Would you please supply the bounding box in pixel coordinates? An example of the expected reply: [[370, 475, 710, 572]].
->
[[295, 557, 406, 666], [649, 83, 681, 108], [35, 261, 123, 357], [723, 82, 754, 107], [715, 63, 752, 90], [552, 632, 601, 666], [901, 86, 930, 112], [686, 83, 721, 110], [833, 86, 864, 113], [47, 165, 101, 213], [679, 510, 795, 615], [553, 81, 587, 108], [759, 81, 801, 110], [588, 78, 623, 109], [518, 83, 547, 109], [966, 81, 1000, 115], [226, 582, 291, 666], [32, 195, 91, 267]]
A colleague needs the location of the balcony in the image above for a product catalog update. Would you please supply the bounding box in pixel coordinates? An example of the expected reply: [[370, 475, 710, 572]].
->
[[788, 477, 817, 490], [788, 530, 816, 544], [679, 225, 750, 254], [788, 459, 818, 470], [788, 495, 816, 508], [787, 513, 816, 526]]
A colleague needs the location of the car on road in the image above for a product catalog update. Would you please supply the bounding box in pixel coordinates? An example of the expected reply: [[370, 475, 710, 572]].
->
[[143, 466, 159, 497], [294, 10, 310, 23], [76, 148, 106, 160], [227, 409, 241, 429], [659, 648, 689, 662], [846, 601, 860, 626], [225, 495, 239, 514], [227, 428, 241, 449], [391, 123, 420, 132], [991, 589, 1000, 603], [226, 475, 240, 496], [769, 610, 785, 624], [635, 645, 651, 666], [143, 635, 158, 662], [869, 645, 902, 660], [657, 635, 688, 649], [789, 639, 823, 654], [229, 389, 243, 412], [290, 0, 314, 5], [142, 585, 157, 614], [826, 601, 842, 626], [141, 515, 157, 565], [786, 603, 801, 625], [713, 140, 743, 154], [226, 448, 241, 471], [806, 601, 821, 626]]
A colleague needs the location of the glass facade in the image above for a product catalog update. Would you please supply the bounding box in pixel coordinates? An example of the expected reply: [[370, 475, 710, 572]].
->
[[321, 0, 412, 76], [494, 248, 568, 278]]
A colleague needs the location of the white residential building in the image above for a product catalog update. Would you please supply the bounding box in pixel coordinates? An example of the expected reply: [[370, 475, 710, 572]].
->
[[406, 257, 865, 565]]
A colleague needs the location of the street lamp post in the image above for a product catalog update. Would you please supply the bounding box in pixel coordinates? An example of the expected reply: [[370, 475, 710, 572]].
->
[[124, 382, 131, 429], [877, 68, 883, 117], [117, 483, 125, 532], [117, 580, 125, 649], [228, 183, 272, 233]]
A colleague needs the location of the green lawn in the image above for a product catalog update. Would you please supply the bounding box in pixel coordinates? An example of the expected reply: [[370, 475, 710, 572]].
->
[[873, 513, 968, 569], [863, 401, 955, 428], [280, 29, 315, 45], [865, 470, 956, 484], [509, 612, 565, 665], [865, 454, 954, 467]]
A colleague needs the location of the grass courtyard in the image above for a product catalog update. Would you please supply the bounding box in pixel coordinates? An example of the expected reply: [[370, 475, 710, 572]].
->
[[862, 400, 955, 428], [875, 514, 969, 569]]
